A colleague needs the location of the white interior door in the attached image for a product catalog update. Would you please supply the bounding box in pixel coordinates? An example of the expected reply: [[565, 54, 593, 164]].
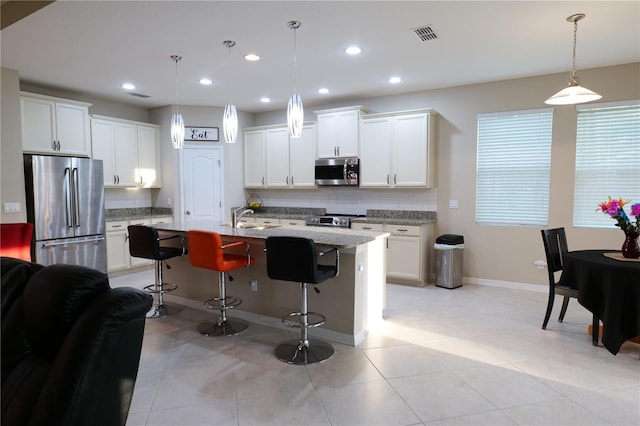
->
[[181, 146, 223, 223]]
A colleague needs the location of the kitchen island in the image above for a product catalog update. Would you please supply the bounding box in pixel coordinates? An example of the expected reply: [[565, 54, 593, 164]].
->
[[154, 221, 389, 346]]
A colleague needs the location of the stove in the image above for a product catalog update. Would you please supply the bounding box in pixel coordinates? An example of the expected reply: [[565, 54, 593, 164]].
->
[[305, 214, 364, 228]]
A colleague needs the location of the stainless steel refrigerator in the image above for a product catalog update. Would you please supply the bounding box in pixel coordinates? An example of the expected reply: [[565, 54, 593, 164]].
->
[[24, 154, 107, 273]]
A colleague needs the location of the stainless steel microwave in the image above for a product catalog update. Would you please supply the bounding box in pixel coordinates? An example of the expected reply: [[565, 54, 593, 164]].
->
[[315, 157, 359, 186]]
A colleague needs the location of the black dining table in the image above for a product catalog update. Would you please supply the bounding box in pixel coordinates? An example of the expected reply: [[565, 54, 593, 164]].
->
[[559, 249, 640, 355]]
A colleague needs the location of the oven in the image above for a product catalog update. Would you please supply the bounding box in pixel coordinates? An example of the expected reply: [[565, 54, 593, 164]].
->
[[314, 158, 359, 186], [305, 214, 364, 229]]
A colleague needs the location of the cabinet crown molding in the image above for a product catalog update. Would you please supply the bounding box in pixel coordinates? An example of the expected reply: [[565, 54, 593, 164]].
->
[[20, 91, 92, 108], [361, 108, 438, 119], [313, 105, 369, 114]]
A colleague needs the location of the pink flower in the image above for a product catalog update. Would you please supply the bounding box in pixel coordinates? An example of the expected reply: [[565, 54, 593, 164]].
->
[[631, 203, 640, 218]]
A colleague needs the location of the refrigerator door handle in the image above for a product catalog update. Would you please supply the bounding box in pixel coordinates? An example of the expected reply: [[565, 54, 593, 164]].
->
[[39, 235, 106, 248], [73, 167, 81, 227], [64, 167, 73, 228]]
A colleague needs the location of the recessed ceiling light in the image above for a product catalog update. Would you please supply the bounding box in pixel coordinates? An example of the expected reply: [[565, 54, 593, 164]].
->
[[260, 97, 271, 103], [122, 83, 135, 90], [244, 53, 260, 61], [199, 78, 212, 85], [388, 76, 402, 84], [318, 88, 329, 94], [345, 46, 362, 55]]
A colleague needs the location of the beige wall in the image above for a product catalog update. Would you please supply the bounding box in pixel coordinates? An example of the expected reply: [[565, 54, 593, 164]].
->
[[3, 63, 639, 288], [1, 67, 27, 223]]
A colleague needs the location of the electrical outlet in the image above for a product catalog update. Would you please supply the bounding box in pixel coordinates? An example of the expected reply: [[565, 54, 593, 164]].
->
[[250, 280, 258, 292], [449, 200, 458, 209], [3, 202, 21, 213]]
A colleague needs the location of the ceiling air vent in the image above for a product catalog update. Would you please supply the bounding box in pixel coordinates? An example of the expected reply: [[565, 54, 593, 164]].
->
[[129, 92, 150, 98], [412, 25, 437, 42]]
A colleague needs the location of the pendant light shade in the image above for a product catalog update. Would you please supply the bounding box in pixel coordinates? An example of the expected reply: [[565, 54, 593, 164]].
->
[[222, 40, 238, 144], [287, 20, 303, 138], [223, 104, 238, 144], [545, 14, 601, 105], [170, 54, 184, 149]]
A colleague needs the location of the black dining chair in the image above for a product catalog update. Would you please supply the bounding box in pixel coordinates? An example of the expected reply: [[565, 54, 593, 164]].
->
[[540, 228, 580, 329], [540, 228, 600, 344]]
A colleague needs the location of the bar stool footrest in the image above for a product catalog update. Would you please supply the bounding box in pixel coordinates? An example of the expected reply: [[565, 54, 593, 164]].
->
[[143, 283, 178, 294], [281, 311, 326, 328], [204, 296, 241, 310]]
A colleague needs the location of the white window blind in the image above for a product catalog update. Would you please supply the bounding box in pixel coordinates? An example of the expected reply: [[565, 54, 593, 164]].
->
[[476, 109, 553, 226], [573, 101, 640, 228]]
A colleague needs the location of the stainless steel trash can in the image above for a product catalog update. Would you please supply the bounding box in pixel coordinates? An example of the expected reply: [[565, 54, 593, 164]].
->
[[434, 234, 464, 289]]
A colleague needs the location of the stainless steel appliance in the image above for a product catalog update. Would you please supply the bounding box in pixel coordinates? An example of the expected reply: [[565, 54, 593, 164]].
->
[[24, 155, 107, 273], [305, 214, 364, 228], [315, 157, 359, 186]]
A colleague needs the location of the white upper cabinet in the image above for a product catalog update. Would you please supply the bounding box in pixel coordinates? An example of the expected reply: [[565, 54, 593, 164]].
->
[[90, 116, 160, 188], [137, 124, 161, 188], [21, 92, 91, 157], [315, 106, 367, 158], [265, 127, 290, 188], [289, 124, 317, 187], [244, 123, 317, 189], [360, 109, 436, 188], [244, 129, 267, 188]]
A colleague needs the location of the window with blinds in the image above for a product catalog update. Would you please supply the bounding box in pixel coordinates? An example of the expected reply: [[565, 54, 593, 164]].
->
[[476, 109, 553, 226], [573, 101, 640, 228]]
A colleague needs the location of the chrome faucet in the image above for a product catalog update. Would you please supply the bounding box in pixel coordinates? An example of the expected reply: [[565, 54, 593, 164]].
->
[[232, 206, 254, 228]]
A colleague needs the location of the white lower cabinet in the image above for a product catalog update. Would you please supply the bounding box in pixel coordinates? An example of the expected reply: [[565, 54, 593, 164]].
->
[[106, 217, 172, 273], [352, 222, 433, 286]]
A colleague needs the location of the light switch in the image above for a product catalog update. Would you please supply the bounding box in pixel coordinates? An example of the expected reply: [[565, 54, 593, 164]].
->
[[3, 202, 21, 213], [449, 200, 458, 209]]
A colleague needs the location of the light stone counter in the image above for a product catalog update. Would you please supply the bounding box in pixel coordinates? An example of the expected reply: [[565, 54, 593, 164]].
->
[[153, 221, 389, 346]]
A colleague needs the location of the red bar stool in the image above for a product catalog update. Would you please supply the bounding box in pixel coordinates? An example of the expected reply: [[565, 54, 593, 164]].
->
[[265, 236, 339, 365], [187, 230, 255, 336]]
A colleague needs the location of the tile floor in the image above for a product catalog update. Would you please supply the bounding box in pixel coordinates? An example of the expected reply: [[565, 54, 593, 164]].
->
[[111, 270, 640, 426]]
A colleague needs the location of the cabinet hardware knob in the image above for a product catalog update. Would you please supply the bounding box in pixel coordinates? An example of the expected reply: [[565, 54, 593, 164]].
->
[[186, 211, 191, 215]]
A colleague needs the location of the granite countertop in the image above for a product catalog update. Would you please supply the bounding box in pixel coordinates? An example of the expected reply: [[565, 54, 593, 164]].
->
[[154, 221, 388, 249], [105, 207, 173, 222]]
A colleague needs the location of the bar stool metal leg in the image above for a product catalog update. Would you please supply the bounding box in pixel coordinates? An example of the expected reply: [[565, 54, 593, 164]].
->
[[145, 259, 177, 318], [275, 282, 334, 365], [198, 271, 248, 336]]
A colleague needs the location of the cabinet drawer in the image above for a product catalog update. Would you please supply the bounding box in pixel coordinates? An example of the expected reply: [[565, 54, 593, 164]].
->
[[258, 218, 280, 225], [386, 224, 421, 237], [106, 221, 128, 232], [281, 219, 305, 226], [351, 223, 385, 232], [151, 216, 172, 224], [129, 218, 151, 227]]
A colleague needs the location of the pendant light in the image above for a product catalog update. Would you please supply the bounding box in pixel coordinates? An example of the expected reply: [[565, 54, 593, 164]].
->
[[287, 20, 303, 138], [170, 55, 185, 149], [545, 13, 602, 105], [222, 40, 238, 144]]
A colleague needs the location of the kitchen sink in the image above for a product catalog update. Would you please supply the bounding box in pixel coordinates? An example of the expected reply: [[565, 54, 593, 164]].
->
[[234, 222, 281, 230]]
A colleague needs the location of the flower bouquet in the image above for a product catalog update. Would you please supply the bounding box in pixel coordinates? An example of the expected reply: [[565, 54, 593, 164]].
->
[[597, 197, 640, 258]]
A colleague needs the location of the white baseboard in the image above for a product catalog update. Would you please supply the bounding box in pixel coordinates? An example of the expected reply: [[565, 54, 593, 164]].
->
[[463, 277, 546, 293]]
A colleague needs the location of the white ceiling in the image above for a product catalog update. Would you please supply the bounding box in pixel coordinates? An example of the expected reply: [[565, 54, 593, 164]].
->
[[1, 1, 638, 113]]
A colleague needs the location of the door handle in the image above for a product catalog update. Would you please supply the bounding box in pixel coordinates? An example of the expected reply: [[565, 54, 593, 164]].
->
[[72, 167, 81, 227]]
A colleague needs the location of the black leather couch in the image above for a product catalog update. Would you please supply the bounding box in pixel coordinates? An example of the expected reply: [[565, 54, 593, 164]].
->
[[1, 257, 152, 426]]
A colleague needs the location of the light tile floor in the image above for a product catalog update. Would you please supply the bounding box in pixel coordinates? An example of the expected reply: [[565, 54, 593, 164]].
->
[[111, 270, 640, 426]]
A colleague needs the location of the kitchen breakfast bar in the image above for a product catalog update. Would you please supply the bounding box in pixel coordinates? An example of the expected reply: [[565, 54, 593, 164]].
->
[[154, 221, 389, 346]]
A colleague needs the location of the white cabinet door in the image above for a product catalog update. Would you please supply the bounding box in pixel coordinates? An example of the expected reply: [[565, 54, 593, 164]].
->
[[394, 113, 428, 187], [316, 109, 361, 158], [387, 235, 421, 280], [21, 96, 57, 153], [113, 122, 138, 187], [55, 102, 91, 156], [20, 94, 90, 156], [359, 117, 392, 187], [105, 221, 129, 272], [91, 119, 117, 185], [244, 130, 266, 187], [265, 127, 290, 187], [137, 124, 160, 188], [290, 124, 317, 187]]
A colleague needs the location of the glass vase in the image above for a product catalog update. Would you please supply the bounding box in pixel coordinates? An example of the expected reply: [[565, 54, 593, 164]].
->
[[621, 231, 640, 259]]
